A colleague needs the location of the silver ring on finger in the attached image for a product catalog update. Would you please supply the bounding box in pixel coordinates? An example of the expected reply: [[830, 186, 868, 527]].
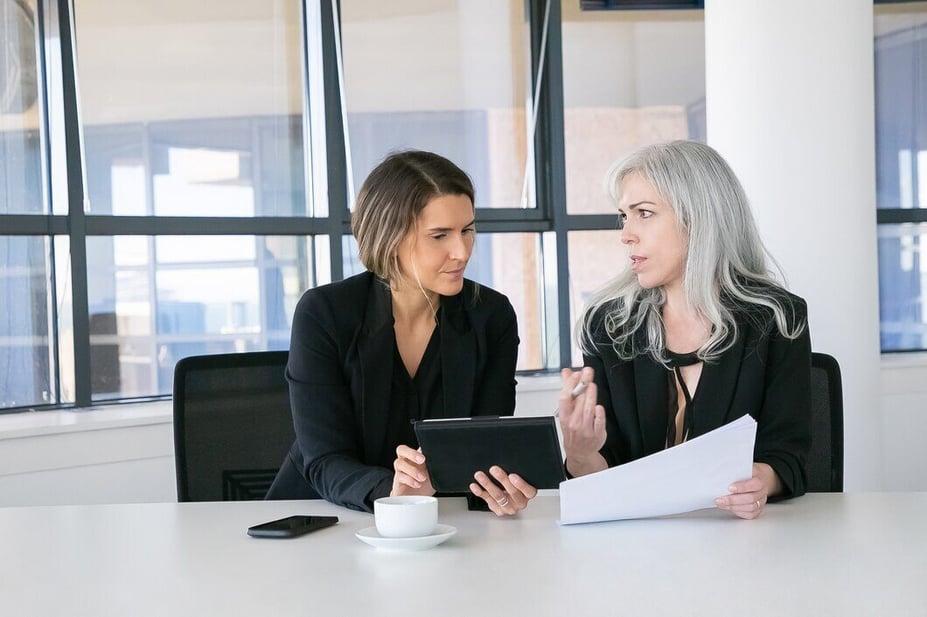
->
[[496, 494, 510, 508]]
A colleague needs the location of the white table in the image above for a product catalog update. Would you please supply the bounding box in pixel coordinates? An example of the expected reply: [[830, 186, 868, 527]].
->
[[0, 493, 924, 616]]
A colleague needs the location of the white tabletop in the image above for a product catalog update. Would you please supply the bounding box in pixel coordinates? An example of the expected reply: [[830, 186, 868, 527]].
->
[[1, 493, 924, 616]]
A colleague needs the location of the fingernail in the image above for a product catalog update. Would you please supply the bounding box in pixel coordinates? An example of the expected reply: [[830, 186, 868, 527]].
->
[[728, 485, 736, 493], [715, 498, 724, 506]]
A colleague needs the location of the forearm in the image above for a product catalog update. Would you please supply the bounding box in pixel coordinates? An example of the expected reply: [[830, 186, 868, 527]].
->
[[754, 462, 783, 498], [565, 452, 609, 478]]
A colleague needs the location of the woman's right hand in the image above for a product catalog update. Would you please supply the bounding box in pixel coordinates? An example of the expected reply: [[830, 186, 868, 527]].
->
[[390, 445, 436, 497], [558, 367, 608, 477]]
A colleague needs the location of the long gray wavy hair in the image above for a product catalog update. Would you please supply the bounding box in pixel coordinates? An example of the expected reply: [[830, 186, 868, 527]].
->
[[579, 140, 805, 364]]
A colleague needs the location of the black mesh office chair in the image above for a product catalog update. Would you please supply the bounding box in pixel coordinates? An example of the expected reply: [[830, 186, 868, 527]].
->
[[806, 352, 844, 492], [173, 351, 295, 502]]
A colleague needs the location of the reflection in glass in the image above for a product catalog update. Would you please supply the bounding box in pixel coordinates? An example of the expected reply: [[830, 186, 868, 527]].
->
[[86, 235, 314, 400], [75, 1, 307, 217], [568, 229, 625, 366], [874, 6, 927, 352], [0, 0, 43, 215], [341, 0, 530, 208], [878, 224, 927, 351], [561, 5, 705, 214], [0, 236, 55, 409]]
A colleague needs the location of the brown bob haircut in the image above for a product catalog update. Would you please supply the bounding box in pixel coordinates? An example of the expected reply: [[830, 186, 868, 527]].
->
[[351, 150, 475, 284]]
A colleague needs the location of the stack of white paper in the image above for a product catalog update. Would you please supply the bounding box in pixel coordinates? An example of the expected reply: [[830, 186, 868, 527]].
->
[[559, 414, 757, 524]]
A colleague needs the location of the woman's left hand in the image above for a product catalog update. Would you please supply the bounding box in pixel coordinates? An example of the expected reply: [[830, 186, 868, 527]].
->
[[715, 462, 781, 520], [469, 465, 538, 516]]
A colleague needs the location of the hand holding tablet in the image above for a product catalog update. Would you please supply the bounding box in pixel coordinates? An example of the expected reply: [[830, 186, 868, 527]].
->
[[413, 416, 565, 493]]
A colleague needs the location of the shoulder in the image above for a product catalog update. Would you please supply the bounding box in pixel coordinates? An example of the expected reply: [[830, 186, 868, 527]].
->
[[297, 272, 374, 305], [293, 272, 379, 325], [729, 283, 808, 339], [582, 297, 632, 350]]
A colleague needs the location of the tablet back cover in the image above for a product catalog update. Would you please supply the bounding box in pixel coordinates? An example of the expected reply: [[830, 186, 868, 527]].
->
[[414, 416, 565, 493]]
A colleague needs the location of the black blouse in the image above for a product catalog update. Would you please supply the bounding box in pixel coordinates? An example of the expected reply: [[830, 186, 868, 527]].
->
[[382, 324, 443, 469]]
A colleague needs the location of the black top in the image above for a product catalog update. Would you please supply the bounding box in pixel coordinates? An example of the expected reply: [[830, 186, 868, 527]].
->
[[583, 291, 812, 498], [383, 327, 442, 469], [266, 272, 519, 512]]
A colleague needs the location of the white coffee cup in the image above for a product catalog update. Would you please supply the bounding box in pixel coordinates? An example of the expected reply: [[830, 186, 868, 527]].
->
[[374, 496, 438, 538]]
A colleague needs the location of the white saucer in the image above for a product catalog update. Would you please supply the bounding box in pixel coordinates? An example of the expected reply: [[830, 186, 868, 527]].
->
[[355, 523, 457, 551]]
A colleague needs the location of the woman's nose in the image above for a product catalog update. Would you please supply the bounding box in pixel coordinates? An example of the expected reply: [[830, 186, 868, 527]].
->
[[620, 224, 636, 245], [450, 234, 471, 260]]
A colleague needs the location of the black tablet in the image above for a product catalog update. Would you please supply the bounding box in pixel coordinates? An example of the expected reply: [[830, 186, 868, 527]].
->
[[413, 416, 565, 493]]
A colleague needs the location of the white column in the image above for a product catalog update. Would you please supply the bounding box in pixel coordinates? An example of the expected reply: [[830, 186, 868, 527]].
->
[[705, 0, 882, 490]]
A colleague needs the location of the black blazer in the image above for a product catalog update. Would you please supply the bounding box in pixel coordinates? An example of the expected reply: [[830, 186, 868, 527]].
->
[[267, 272, 519, 511], [585, 294, 812, 498]]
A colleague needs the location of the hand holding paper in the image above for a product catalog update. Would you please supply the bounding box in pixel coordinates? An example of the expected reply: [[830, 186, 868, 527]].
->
[[559, 414, 757, 525]]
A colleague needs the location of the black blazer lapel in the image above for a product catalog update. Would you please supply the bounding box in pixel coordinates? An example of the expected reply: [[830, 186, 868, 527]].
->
[[633, 355, 670, 455], [357, 279, 395, 466], [692, 333, 747, 436], [631, 329, 670, 455], [438, 293, 476, 419]]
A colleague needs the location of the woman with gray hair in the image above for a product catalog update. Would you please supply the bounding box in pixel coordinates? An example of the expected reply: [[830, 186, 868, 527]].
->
[[557, 140, 811, 520]]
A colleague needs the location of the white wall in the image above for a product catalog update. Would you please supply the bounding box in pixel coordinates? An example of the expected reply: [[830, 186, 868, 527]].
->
[[705, 0, 883, 490]]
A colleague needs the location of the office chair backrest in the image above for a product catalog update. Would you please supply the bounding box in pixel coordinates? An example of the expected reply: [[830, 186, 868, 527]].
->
[[173, 351, 294, 502], [806, 352, 844, 492]]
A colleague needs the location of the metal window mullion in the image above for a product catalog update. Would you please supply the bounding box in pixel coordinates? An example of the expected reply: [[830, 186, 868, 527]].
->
[[876, 209, 927, 225], [316, 0, 347, 281], [0, 214, 68, 234], [57, 0, 91, 406], [82, 216, 328, 235], [529, 0, 571, 369]]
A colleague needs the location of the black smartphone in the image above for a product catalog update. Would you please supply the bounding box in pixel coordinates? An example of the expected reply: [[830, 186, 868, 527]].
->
[[247, 515, 339, 538]]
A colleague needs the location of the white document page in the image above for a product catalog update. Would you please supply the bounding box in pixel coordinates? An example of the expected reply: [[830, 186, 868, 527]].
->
[[559, 414, 757, 525]]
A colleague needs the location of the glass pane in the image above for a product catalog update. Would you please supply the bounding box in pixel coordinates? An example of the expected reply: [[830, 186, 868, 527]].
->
[[340, 231, 549, 371], [878, 223, 927, 351], [561, 5, 705, 214], [0, 236, 56, 409], [341, 0, 530, 208], [0, 0, 44, 215], [75, 1, 307, 217], [86, 235, 315, 400], [568, 229, 626, 366], [468, 233, 547, 371], [875, 6, 927, 210]]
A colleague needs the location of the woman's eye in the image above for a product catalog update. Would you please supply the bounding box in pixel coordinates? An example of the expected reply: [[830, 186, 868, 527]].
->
[[432, 233, 447, 241], [639, 210, 653, 219]]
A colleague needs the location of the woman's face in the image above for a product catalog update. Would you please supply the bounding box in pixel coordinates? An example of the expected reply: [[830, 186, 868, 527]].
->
[[617, 172, 688, 292], [396, 193, 475, 297]]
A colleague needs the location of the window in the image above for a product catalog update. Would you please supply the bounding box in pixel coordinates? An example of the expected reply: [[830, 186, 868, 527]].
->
[[560, 4, 705, 363], [1, 0, 709, 412], [0, 0, 59, 408], [875, 2, 927, 351]]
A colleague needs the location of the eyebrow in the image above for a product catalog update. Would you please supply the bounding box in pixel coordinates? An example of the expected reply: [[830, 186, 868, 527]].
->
[[622, 200, 657, 211], [424, 219, 476, 233]]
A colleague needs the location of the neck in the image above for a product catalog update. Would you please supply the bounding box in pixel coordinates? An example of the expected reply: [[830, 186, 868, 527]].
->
[[390, 280, 438, 324], [661, 284, 709, 352], [661, 283, 693, 320]]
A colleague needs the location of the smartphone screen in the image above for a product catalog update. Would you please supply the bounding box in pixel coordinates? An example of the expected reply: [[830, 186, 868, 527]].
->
[[247, 515, 339, 538]]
